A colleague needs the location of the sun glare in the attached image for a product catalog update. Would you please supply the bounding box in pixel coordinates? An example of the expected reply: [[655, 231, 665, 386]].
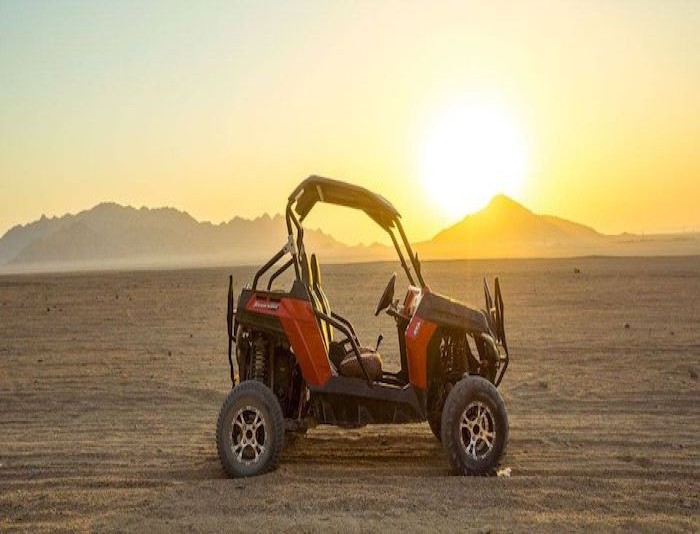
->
[[420, 101, 528, 219]]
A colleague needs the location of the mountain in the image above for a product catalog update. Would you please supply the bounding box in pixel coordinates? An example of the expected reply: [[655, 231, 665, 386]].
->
[[0, 203, 390, 272], [1, 196, 698, 273], [418, 194, 700, 259], [418, 194, 607, 258]]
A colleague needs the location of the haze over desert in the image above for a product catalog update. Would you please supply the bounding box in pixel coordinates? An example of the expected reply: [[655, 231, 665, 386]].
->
[[2, 194, 698, 274]]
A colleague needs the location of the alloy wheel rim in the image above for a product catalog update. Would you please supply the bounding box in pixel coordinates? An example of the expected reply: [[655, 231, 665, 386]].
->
[[459, 401, 496, 460], [231, 405, 267, 465]]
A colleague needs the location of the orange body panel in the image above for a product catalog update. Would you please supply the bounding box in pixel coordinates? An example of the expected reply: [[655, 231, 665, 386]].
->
[[405, 316, 437, 390], [245, 294, 333, 387]]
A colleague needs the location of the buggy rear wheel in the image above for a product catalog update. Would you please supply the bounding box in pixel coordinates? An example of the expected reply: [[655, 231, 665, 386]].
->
[[216, 380, 285, 478], [441, 376, 508, 475]]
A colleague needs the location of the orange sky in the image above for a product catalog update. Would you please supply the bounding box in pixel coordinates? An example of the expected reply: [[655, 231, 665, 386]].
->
[[1, 1, 698, 245]]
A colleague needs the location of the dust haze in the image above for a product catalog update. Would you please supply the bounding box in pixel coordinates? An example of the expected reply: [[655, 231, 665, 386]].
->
[[2, 196, 698, 274]]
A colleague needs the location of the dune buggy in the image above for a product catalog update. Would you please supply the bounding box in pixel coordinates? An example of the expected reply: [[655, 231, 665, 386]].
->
[[217, 176, 510, 476]]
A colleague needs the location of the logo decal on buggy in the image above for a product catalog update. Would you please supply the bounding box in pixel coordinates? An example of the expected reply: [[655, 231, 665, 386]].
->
[[252, 300, 280, 311]]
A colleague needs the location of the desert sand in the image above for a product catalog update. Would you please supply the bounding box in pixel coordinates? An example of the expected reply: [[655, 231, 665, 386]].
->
[[1, 257, 698, 532]]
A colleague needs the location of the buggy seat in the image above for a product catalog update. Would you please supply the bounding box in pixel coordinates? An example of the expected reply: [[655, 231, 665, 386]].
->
[[300, 253, 383, 381]]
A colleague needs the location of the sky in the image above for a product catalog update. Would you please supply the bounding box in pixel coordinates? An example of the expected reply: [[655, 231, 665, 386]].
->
[[1, 0, 699, 245]]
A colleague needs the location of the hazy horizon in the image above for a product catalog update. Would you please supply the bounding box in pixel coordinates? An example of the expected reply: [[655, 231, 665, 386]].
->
[[2, 191, 698, 276], [4, 193, 699, 243]]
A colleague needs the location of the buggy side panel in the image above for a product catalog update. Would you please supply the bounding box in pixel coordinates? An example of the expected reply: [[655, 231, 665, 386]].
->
[[244, 293, 333, 387], [416, 292, 490, 334], [277, 299, 333, 387], [405, 316, 438, 390]]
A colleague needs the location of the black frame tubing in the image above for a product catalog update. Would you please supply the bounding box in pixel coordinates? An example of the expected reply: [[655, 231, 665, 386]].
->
[[396, 220, 426, 287], [388, 229, 416, 286], [266, 258, 294, 290], [252, 246, 287, 290], [315, 310, 372, 385], [331, 311, 360, 344]]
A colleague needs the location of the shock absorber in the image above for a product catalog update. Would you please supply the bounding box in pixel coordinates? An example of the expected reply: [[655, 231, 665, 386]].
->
[[252, 337, 268, 383]]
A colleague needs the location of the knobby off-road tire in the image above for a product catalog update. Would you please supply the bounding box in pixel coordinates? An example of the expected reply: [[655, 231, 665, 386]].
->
[[441, 376, 508, 475], [216, 380, 285, 478]]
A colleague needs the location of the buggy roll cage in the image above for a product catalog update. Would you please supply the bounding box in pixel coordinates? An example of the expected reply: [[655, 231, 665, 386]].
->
[[253, 175, 426, 291], [250, 175, 426, 386]]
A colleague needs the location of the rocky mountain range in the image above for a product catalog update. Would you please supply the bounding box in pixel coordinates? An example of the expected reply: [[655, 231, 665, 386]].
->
[[1, 196, 697, 272]]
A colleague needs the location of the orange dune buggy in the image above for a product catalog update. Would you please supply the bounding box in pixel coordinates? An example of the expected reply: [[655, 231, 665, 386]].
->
[[217, 176, 510, 476]]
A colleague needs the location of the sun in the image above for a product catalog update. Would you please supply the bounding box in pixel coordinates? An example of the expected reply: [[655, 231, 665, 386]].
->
[[420, 101, 528, 219]]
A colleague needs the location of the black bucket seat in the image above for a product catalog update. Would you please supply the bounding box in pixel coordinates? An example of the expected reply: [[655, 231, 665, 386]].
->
[[306, 253, 383, 381]]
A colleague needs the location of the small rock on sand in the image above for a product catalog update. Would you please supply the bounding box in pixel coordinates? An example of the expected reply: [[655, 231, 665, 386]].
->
[[497, 467, 512, 477]]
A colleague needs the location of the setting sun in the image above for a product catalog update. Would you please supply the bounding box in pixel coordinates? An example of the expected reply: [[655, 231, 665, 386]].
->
[[420, 101, 529, 219]]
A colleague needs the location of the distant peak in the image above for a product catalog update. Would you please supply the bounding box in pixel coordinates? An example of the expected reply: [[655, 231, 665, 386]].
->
[[93, 201, 125, 210], [446, 194, 531, 229], [86, 202, 134, 216], [486, 194, 527, 211]]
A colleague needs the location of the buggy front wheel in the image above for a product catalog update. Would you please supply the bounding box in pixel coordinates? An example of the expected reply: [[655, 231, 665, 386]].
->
[[441, 376, 508, 475], [216, 380, 285, 478]]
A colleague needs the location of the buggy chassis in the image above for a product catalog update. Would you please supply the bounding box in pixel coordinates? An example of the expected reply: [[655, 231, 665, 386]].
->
[[217, 175, 511, 477]]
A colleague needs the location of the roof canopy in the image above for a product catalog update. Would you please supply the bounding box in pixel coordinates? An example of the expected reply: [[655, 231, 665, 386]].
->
[[289, 175, 400, 229]]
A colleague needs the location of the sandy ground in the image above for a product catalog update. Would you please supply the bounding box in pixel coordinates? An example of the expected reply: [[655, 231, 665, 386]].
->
[[1, 257, 698, 532]]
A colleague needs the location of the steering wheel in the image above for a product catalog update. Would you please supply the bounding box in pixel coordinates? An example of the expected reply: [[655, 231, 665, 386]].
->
[[375, 273, 397, 316]]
